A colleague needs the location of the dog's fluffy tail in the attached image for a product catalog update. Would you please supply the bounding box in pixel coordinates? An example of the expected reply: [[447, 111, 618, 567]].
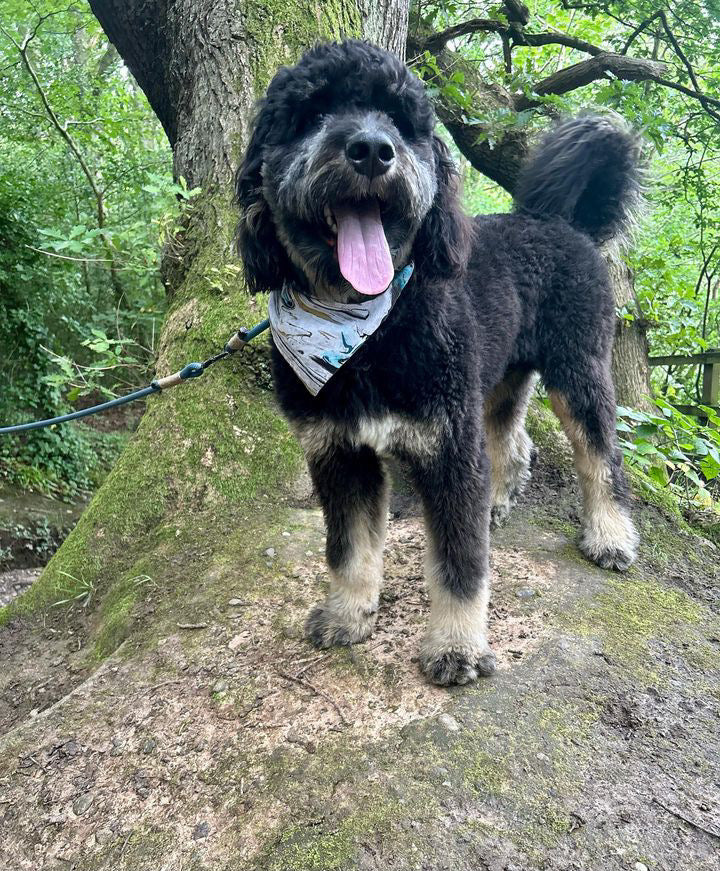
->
[[513, 116, 642, 244]]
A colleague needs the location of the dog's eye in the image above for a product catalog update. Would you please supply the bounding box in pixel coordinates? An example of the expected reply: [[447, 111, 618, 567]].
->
[[292, 110, 327, 139], [387, 110, 414, 140], [379, 97, 415, 140]]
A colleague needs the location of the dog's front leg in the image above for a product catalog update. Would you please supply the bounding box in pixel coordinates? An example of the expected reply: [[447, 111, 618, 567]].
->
[[409, 428, 497, 686], [303, 442, 389, 648]]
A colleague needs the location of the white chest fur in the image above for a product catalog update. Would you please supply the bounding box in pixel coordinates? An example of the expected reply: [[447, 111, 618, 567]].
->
[[294, 414, 444, 461]]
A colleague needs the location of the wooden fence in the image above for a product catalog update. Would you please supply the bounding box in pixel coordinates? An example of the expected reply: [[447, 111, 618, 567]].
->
[[648, 350, 720, 417]]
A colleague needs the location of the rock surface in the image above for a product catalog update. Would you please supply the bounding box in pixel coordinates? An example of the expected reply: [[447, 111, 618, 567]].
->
[[0, 568, 42, 606]]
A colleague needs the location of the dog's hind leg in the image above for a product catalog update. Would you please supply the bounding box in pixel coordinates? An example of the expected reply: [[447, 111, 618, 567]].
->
[[408, 423, 497, 685], [303, 442, 389, 648], [547, 369, 638, 571], [484, 368, 537, 529]]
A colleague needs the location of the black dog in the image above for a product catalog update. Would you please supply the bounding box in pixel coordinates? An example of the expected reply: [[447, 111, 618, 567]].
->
[[235, 40, 640, 686]]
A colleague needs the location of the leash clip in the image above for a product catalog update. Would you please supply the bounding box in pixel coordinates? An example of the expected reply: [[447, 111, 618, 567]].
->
[[225, 331, 248, 353], [152, 362, 204, 390]]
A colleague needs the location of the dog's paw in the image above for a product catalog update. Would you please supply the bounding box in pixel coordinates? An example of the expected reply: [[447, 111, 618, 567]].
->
[[305, 602, 376, 649], [580, 515, 638, 573], [490, 502, 510, 530], [420, 646, 497, 686], [581, 540, 636, 572]]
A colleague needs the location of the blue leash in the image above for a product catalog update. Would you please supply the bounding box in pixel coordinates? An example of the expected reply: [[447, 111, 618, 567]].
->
[[0, 319, 270, 435]]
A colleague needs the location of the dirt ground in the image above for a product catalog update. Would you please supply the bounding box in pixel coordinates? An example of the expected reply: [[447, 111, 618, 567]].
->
[[0, 439, 718, 871]]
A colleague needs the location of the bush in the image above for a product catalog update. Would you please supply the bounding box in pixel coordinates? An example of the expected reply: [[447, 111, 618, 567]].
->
[[617, 398, 720, 509]]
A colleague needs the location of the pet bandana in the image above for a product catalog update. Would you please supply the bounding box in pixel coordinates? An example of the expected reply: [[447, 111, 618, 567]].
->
[[268, 263, 414, 396]]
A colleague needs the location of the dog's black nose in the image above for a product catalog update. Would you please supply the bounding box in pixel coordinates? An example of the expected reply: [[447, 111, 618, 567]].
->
[[345, 131, 395, 179]]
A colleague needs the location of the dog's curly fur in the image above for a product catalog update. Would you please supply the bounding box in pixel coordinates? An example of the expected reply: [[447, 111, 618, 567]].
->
[[235, 40, 640, 686]]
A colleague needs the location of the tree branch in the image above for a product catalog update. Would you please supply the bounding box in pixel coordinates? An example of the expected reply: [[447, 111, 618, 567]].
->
[[415, 4, 720, 203], [423, 18, 506, 51], [620, 11, 661, 55], [513, 30, 604, 56], [646, 75, 720, 112], [501, 33, 512, 74], [514, 52, 666, 110], [659, 11, 700, 90], [559, 0, 609, 10], [440, 113, 528, 193], [658, 10, 720, 124], [515, 49, 720, 118], [424, 17, 604, 57], [503, 1, 530, 26]]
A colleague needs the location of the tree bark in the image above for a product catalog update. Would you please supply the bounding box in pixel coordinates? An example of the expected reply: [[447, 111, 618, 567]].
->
[[606, 252, 653, 409], [361, 0, 409, 59], [513, 52, 666, 111]]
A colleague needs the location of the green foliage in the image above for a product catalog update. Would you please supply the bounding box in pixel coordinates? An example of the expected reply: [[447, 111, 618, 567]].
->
[[462, 164, 512, 215], [617, 399, 720, 509], [413, 2, 720, 410], [0, 2, 179, 495]]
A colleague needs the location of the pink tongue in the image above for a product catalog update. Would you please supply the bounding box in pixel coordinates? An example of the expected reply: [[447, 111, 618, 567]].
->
[[335, 201, 394, 295]]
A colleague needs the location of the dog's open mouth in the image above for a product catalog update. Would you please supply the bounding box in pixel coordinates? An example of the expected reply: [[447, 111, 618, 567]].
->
[[323, 199, 394, 296]]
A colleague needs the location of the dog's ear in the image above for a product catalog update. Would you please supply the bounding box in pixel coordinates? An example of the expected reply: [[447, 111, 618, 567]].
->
[[235, 113, 292, 295], [413, 135, 470, 282]]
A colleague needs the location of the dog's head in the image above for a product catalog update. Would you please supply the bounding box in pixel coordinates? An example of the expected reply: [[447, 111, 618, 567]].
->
[[236, 40, 469, 299]]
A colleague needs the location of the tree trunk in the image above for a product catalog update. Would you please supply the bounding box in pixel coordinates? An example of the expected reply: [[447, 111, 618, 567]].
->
[[606, 252, 653, 409], [89, 0, 408, 186]]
